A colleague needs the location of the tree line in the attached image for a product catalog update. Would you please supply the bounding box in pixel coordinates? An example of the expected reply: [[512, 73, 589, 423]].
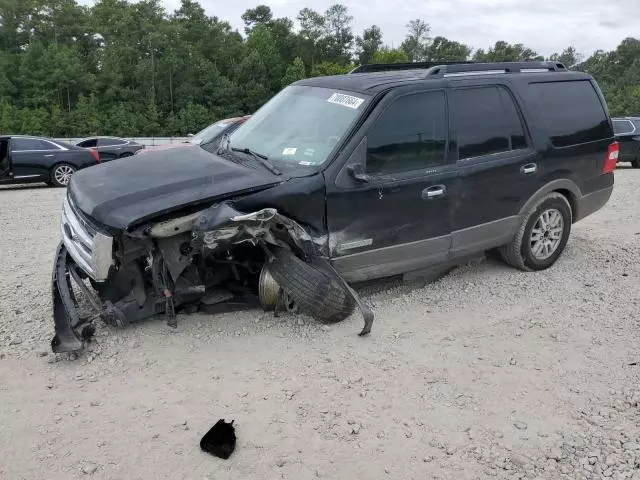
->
[[0, 0, 638, 137]]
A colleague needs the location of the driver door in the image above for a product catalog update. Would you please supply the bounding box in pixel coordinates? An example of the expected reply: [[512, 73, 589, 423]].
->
[[325, 87, 457, 283]]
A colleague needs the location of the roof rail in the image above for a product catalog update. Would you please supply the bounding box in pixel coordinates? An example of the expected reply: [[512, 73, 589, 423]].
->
[[349, 61, 476, 74], [425, 61, 567, 78]]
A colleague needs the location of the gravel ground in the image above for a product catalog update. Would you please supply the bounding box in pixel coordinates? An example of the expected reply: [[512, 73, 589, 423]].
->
[[0, 168, 639, 480]]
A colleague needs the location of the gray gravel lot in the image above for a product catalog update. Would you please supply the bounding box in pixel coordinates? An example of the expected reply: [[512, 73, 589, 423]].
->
[[1, 169, 639, 480]]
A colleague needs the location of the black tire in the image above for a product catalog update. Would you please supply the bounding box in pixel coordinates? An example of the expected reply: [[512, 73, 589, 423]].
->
[[50, 163, 76, 187], [266, 247, 354, 323], [631, 157, 639, 169], [499, 192, 572, 272]]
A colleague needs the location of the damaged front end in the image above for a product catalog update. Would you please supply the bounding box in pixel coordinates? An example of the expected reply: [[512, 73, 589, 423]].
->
[[51, 198, 373, 354]]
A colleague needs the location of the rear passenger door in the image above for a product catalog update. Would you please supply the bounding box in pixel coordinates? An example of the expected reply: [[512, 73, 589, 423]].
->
[[97, 138, 125, 161], [450, 84, 539, 257]]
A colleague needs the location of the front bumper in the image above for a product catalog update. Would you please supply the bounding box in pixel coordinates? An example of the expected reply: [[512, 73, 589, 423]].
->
[[51, 243, 99, 353]]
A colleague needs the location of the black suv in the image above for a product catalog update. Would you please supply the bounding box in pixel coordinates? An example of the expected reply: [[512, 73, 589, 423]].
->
[[612, 117, 640, 168], [51, 61, 616, 353]]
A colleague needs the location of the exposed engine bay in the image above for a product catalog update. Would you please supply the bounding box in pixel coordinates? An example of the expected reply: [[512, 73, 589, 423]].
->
[[52, 200, 373, 353]]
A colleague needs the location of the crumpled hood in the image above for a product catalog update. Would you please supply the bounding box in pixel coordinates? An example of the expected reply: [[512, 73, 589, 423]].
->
[[68, 146, 283, 229]]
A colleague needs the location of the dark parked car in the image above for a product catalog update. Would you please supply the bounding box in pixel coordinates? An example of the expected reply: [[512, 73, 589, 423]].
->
[[76, 137, 144, 161], [612, 117, 640, 168], [0, 135, 100, 187], [51, 61, 616, 353], [136, 116, 250, 155]]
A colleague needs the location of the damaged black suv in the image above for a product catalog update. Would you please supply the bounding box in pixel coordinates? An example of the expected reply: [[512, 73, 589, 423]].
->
[[52, 61, 617, 353]]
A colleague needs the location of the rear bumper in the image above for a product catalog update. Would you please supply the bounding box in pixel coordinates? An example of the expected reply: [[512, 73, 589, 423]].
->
[[575, 185, 613, 222]]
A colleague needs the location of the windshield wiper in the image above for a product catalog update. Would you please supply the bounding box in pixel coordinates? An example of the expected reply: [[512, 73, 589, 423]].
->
[[231, 146, 281, 175]]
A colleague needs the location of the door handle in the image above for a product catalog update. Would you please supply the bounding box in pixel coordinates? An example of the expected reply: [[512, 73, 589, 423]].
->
[[521, 163, 537, 175], [44, 154, 55, 157], [422, 185, 446, 200]]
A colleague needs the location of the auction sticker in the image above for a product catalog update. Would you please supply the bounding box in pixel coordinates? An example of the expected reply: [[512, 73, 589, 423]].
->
[[282, 147, 297, 155], [327, 93, 364, 109]]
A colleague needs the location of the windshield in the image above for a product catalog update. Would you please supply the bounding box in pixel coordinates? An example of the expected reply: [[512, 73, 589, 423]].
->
[[190, 120, 234, 145], [228, 85, 369, 167]]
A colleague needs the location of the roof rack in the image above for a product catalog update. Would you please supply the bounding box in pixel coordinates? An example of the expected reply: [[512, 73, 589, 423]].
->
[[349, 61, 476, 74], [425, 61, 567, 78], [349, 61, 567, 77]]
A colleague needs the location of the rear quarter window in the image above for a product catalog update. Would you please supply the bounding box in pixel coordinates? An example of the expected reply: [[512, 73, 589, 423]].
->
[[529, 80, 612, 147], [613, 120, 635, 135]]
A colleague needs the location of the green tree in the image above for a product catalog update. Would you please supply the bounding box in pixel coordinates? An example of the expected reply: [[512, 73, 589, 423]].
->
[[371, 47, 409, 64], [0, 0, 636, 135], [426, 36, 471, 61], [549, 46, 582, 68], [322, 4, 354, 64], [19, 107, 50, 135], [310, 61, 352, 77], [355, 25, 382, 65], [401, 19, 430, 61], [0, 100, 17, 132], [282, 57, 306, 87], [241, 5, 273, 34], [473, 41, 542, 62], [297, 7, 325, 69], [71, 94, 101, 135]]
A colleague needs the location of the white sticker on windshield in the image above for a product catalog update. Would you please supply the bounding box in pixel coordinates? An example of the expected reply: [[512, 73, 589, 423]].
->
[[327, 93, 364, 109], [282, 147, 297, 155], [299, 161, 314, 166], [304, 148, 315, 157]]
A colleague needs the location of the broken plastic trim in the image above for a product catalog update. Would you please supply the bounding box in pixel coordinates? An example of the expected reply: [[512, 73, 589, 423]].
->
[[200, 419, 236, 459], [51, 243, 95, 353], [313, 257, 374, 336]]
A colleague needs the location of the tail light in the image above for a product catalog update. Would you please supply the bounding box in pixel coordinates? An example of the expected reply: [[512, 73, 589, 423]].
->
[[89, 147, 101, 163], [602, 141, 619, 174]]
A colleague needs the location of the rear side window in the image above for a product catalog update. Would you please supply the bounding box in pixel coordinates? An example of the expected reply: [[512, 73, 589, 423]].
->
[[366, 90, 447, 175], [613, 120, 636, 135], [529, 80, 611, 147], [78, 139, 98, 148], [452, 86, 527, 160], [98, 138, 125, 147], [40, 139, 62, 150]]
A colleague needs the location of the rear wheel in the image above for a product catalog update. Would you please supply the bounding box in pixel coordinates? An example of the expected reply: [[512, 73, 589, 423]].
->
[[266, 246, 354, 323], [50, 163, 76, 187], [499, 192, 572, 271], [631, 157, 639, 169]]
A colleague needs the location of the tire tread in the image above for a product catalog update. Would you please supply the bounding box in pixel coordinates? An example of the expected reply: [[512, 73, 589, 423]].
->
[[499, 192, 571, 272], [267, 247, 354, 323]]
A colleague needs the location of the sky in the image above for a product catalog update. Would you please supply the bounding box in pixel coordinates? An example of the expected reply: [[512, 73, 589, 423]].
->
[[83, 0, 639, 57]]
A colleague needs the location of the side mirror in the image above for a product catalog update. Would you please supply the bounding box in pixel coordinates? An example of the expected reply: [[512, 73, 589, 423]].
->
[[347, 163, 370, 183]]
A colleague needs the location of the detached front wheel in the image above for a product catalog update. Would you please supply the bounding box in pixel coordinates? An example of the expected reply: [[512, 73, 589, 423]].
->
[[51, 163, 76, 187], [266, 246, 354, 323], [499, 192, 572, 271]]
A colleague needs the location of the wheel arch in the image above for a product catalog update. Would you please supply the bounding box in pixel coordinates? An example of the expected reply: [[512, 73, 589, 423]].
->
[[518, 179, 581, 223]]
